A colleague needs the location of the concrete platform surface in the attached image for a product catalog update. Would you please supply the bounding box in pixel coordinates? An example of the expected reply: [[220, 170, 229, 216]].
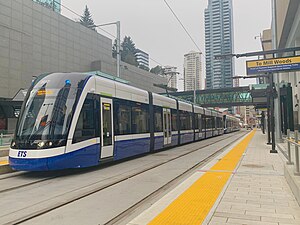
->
[[207, 131, 300, 225], [127, 131, 300, 225], [0, 156, 12, 174], [0, 146, 9, 157]]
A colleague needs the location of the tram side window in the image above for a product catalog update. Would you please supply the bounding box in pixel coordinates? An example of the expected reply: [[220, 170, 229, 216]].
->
[[180, 110, 191, 130], [198, 114, 202, 130], [154, 106, 163, 132], [219, 118, 223, 129], [206, 117, 212, 129], [171, 109, 177, 131], [212, 117, 216, 129], [73, 94, 100, 143], [132, 103, 149, 134], [194, 114, 199, 129], [114, 99, 131, 135], [202, 116, 206, 131]]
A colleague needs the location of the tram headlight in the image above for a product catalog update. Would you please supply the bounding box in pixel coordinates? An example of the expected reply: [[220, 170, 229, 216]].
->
[[37, 141, 45, 148], [11, 141, 16, 148]]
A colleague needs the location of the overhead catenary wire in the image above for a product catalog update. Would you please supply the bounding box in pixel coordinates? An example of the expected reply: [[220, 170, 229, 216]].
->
[[163, 0, 203, 54], [163, 0, 205, 90], [54, 0, 165, 67]]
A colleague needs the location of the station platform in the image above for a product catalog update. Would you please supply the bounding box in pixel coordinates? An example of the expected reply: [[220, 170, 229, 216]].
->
[[127, 130, 300, 225], [0, 146, 12, 174], [0, 155, 10, 174]]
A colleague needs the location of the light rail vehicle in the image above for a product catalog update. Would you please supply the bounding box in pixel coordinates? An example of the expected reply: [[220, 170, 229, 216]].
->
[[9, 72, 240, 171]]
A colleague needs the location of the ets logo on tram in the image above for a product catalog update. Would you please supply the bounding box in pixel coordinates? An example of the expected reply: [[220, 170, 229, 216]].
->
[[17, 151, 27, 157]]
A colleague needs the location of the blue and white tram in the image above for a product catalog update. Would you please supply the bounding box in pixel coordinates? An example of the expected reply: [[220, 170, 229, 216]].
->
[[203, 109, 213, 138], [9, 72, 239, 171], [217, 112, 224, 135], [151, 93, 178, 150], [194, 105, 205, 141], [224, 115, 241, 133]]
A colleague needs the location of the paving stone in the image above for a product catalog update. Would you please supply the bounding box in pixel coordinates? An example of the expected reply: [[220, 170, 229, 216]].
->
[[246, 211, 294, 219], [208, 216, 228, 223], [214, 211, 261, 221], [227, 218, 278, 225], [262, 216, 300, 224], [216, 207, 246, 214]]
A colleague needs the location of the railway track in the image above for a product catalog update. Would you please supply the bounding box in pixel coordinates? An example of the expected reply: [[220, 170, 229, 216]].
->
[[0, 131, 247, 225]]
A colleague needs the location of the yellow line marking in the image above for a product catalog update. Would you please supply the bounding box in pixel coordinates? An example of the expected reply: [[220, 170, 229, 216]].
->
[[0, 160, 8, 165], [148, 130, 256, 225]]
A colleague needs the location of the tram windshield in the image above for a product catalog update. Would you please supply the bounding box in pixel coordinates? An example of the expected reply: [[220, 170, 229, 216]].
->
[[13, 73, 89, 149]]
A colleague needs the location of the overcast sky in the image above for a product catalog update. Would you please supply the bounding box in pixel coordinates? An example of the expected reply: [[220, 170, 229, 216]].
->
[[62, 0, 272, 90]]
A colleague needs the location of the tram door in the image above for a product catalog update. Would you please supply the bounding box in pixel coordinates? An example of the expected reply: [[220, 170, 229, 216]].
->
[[163, 108, 172, 145], [100, 98, 114, 159]]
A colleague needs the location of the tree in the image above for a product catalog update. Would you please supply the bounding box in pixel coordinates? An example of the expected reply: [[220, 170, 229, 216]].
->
[[79, 6, 96, 31], [112, 36, 139, 66], [150, 65, 164, 75], [121, 36, 138, 66]]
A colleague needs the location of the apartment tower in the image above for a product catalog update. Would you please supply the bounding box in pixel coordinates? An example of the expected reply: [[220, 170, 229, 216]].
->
[[184, 51, 202, 91], [164, 66, 178, 90], [135, 49, 149, 69]]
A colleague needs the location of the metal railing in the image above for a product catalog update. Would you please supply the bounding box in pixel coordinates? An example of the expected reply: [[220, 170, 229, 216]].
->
[[284, 129, 300, 175]]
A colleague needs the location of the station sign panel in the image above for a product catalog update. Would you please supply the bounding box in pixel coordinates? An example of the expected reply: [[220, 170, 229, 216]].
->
[[246, 56, 300, 75]]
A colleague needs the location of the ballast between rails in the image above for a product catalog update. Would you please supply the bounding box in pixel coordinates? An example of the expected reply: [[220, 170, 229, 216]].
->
[[9, 72, 240, 171]]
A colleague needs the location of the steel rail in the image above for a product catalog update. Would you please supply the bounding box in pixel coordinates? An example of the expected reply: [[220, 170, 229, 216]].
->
[[2, 131, 247, 225]]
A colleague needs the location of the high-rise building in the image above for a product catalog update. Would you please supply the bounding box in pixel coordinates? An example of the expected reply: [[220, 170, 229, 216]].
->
[[163, 66, 178, 90], [33, 0, 61, 13], [183, 51, 202, 91], [135, 49, 149, 69], [233, 77, 239, 88], [205, 0, 234, 89]]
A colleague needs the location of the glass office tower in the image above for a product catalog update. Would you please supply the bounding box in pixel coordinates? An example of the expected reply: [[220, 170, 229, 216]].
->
[[205, 0, 234, 89], [33, 0, 61, 13]]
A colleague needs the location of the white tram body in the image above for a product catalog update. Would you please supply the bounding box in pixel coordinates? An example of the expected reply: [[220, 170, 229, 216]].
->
[[9, 72, 240, 171]]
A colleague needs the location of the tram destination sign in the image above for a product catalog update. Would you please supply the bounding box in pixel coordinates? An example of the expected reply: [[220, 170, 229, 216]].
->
[[246, 56, 300, 75]]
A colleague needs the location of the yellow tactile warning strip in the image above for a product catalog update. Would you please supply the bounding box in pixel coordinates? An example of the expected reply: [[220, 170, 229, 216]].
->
[[148, 130, 256, 225], [0, 160, 8, 165]]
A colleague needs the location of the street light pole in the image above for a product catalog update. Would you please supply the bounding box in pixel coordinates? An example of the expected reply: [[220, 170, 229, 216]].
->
[[91, 21, 121, 78], [116, 21, 121, 78]]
